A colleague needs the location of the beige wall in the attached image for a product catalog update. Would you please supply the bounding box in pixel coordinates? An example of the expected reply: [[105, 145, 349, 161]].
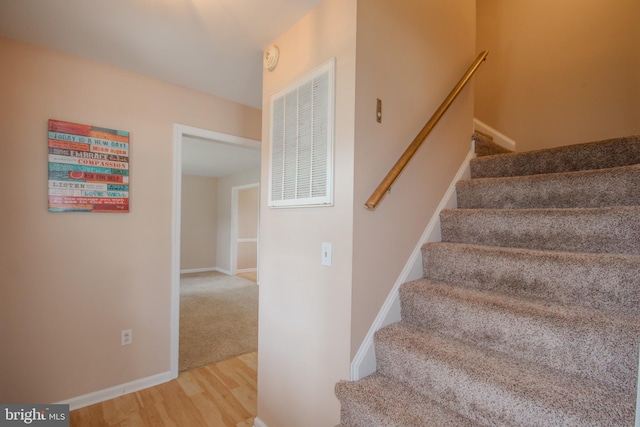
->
[[216, 168, 260, 273], [0, 37, 261, 403], [181, 169, 260, 274], [238, 186, 259, 238], [476, 0, 640, 152], [257, 0, 475, 425], [237, 242, 257, 270], [258, 0, 357, 425], [180, 174, 218, 271], [351, 0, 476, 359]]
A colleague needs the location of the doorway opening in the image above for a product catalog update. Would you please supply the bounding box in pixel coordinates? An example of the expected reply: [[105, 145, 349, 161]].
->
[[171, 124, 261, 377]]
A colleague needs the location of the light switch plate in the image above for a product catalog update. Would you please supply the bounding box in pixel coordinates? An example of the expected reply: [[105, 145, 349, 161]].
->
[[322, 242, 332, 266]]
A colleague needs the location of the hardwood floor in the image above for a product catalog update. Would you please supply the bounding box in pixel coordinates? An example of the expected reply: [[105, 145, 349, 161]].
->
[[70, 352, 257, 427], [236, 272, 257, 282]]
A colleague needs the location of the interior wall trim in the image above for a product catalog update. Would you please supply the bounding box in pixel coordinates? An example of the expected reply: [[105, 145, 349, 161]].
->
[[473, 118, 516, 151], [179, 267, 219, 274], [253, 417, 268, 427], [350, 148, 475, 381], [57, 371, 172, 411]]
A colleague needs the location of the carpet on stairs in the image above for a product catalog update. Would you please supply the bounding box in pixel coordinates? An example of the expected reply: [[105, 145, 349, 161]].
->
[[336, 134, 640, 426]]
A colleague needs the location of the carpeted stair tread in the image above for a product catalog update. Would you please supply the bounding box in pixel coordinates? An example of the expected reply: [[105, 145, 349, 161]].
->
[[440, 206, 640, 254], [422, 242, 640, 315], [456, 163, 640, 209], [470, 134, 640, 178], [375, 322, 635, 426], [399, 279, 640, 391], [335, 374, 477, 427]]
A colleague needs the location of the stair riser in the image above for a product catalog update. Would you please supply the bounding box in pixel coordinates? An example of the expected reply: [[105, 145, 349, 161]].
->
[[473, 132, 512, 157], [339, 403, 384, 427], [335, 375, 477, 427], [470, 135, 640, 178], [337, 394, 465, 427], [400, 282, 640, 391], [375, 325, 633, 426], [457, 164, 640, 209], [376, 343, 567, 426], [440, 207, 640, 254], [422, 243, 640, 315]]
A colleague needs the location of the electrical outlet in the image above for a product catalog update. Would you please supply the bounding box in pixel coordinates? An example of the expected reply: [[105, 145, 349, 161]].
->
[[121, 329, 132, 346]]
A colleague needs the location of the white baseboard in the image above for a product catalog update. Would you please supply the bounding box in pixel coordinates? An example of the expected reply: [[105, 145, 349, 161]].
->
[[180, 267, 233, 275], [350, 149, 474, 381], [474, 118, 517, 151], [254, 416, 268, 427], [58, 370, 173, 411], [636, 342, 640, 427], [180, 266, 218, 274], [236, 268, 257, 274]]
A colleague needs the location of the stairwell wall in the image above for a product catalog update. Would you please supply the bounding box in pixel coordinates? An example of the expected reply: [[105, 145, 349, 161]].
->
[[475, 0, 640, 152], [351, 0, 476, 359], [257, 1, 477, 424]]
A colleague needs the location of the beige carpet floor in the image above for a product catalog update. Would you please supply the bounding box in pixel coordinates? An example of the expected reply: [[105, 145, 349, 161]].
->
[[179, 271, 258, 372]]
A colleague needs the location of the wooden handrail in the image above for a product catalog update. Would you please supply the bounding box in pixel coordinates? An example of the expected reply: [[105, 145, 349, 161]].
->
[[364, 50, 489, 210]]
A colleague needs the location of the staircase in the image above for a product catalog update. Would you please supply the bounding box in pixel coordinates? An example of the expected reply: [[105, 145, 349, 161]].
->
[[336, 134, 640, 426]]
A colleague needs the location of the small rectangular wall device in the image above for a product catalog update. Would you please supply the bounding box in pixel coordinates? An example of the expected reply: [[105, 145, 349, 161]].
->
[[322, 242, 332, 266]]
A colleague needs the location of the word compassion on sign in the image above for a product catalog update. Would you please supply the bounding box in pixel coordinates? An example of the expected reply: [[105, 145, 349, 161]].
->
[[48, 120, 129, 213]]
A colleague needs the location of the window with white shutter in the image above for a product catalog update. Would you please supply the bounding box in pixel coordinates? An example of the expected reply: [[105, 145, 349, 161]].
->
[[268, 59, 335, 208]]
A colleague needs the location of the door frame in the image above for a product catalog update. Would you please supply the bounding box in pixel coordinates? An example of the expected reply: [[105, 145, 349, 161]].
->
[[171, 124, 261, 378]]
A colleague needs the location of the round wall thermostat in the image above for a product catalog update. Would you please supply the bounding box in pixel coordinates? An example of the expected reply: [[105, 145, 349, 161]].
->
[[264, 45, 280, 72]]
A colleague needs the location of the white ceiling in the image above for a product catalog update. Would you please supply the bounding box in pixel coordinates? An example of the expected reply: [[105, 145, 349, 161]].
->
[[0, 0, 323, 109], [0, 0, 323, 176], [182, 135, 261, 177]]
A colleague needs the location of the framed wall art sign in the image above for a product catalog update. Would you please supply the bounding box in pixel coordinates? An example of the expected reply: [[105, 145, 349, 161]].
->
[[48, 119, 130, 213]]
